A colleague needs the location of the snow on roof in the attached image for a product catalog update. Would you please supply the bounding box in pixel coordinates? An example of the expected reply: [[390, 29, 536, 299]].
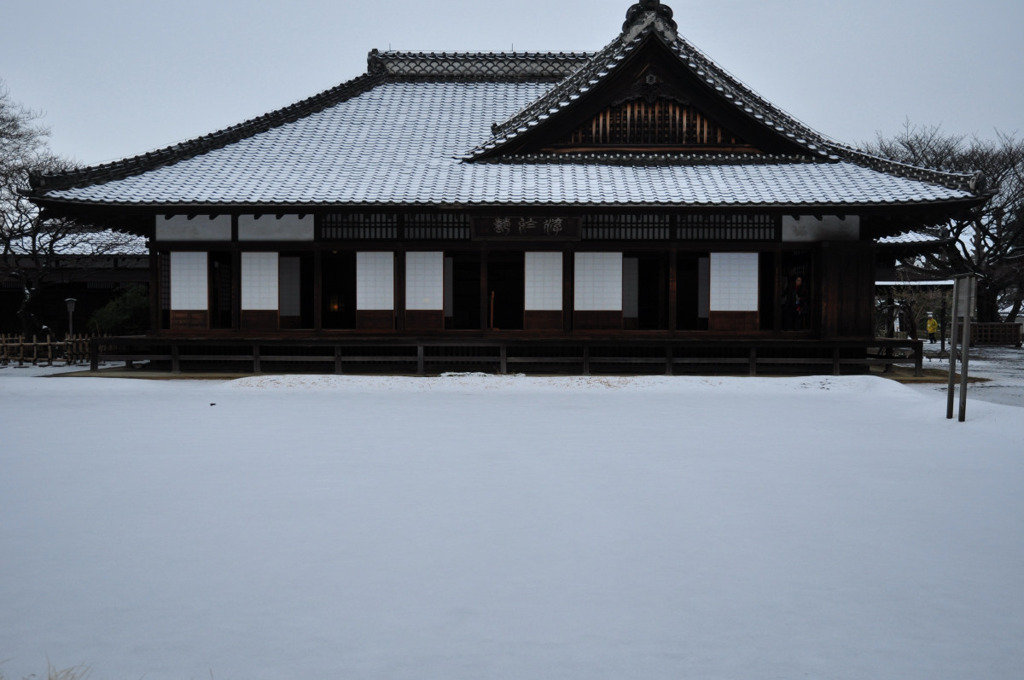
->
[[38, 82, 976, 208], [29, 2, 983, 212], [876, 280, 955, 287], [878, 232, 944, 245]]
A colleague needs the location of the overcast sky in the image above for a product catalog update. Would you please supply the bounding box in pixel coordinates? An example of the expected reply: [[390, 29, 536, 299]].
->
[[2, 0, 1021, 167]]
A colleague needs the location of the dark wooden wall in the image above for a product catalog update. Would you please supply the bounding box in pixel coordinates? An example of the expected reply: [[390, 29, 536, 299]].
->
[[820, 242, 876, 338]]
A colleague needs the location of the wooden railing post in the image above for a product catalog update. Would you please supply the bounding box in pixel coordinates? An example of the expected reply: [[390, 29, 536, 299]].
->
[[90, 337, 100, 371]]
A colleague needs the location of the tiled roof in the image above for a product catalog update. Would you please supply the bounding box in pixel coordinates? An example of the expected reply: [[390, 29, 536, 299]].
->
[[466, 10, 980, 195], [878, 232, 944, 245], [29, 2, 984, 212], [34, 81, 976, 208]]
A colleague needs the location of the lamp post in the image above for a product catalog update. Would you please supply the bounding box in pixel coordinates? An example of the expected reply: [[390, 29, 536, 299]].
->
[[65, 298, 77, 337]]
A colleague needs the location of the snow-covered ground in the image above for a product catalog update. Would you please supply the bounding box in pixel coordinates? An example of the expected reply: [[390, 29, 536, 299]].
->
[[1, 353, 1022, 680], [909, 345, 1024, 409]]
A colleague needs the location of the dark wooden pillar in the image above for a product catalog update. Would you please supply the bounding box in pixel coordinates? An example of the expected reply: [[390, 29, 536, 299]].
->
[[563, 250, 574, 333], [149, 250, 161, 333], [480, 250, 489, 330], [668, 248, 677, 332], [395, 250, 406, 332], [773, 248, 783, 333], [313, 249, 323, 331], [231, 248, 241, 331]]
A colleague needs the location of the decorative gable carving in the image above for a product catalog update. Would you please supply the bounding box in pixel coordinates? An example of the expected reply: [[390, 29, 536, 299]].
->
[[559, 96, 756, 151], [470, 24, 786, 159]]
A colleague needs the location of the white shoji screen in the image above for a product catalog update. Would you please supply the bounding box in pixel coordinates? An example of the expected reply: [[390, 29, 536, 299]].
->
[[169, 252, 208, 311], [241, 252, 279, 311], [406, 252, 444, 311], [525, 252, 563, 311], [709, 252, 759, 312], [357, 252, 394, 310], [574, 252, 623, 311]]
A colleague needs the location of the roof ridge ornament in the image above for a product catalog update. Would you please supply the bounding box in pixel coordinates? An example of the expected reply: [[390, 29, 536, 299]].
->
[[622, 0, 678, 41]]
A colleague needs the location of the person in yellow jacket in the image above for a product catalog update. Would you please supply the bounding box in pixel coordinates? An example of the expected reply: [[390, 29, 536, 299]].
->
[[926, 313, 939, 343]]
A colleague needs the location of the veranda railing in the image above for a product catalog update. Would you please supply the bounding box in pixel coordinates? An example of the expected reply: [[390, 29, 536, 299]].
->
[[0, 334, 94, 367]]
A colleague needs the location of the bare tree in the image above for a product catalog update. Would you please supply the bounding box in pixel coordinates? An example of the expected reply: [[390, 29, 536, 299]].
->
[[865, 123, 1024, 322], [1, 83, 139, 334]]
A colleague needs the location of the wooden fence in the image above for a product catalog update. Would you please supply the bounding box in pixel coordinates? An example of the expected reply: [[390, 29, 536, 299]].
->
[[87, 336, 926, 377], [971, 323, 1023, 347], [0, 334, 94, 367]]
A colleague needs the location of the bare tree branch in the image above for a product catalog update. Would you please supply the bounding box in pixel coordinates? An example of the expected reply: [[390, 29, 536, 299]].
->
[[865, 123, 1024, 321], [2, 82, 143, 333]]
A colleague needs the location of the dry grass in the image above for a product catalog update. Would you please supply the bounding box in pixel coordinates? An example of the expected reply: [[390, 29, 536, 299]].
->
[[869, 363, 989, 384]]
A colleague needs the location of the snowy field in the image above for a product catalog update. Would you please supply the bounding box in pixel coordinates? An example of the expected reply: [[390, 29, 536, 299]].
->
[[1, 356, 1023, 680]]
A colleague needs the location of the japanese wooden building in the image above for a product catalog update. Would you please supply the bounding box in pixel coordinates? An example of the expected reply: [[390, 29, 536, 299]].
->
[[27, 1, 990, 373]]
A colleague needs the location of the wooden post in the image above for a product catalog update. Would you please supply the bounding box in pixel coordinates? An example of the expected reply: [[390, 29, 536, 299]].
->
[[417, 345, 424, 375], [90, 337, 99, 372], [946, 279, 962, 420], [563, 250, 574, 333], [395, 251, 406, 332], [314, 250, 324, 331], [150, 250, 161, 333], [668, 248, 677, 332], [958, 279, 975, 422], [480, 251, 489, 332], [334, 345, 343, 374]]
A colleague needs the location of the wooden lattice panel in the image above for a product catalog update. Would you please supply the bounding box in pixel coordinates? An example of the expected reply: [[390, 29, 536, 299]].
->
[[567, 99, 752, 149]]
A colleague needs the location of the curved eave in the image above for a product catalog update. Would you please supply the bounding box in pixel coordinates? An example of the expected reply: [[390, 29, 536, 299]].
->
[[33, 191, 988, 217]]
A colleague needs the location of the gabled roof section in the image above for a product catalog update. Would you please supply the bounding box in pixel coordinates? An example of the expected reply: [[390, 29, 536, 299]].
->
[[463, 1, 983, 195], [465, 1, 825, 160]]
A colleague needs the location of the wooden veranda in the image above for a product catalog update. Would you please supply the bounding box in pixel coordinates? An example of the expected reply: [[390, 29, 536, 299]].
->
[[89, 335, 924, 377]]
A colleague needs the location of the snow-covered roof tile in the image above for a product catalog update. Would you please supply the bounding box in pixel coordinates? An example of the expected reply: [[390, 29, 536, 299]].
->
[[29, 1, 984, 213], [35, 81, 977, 208]]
